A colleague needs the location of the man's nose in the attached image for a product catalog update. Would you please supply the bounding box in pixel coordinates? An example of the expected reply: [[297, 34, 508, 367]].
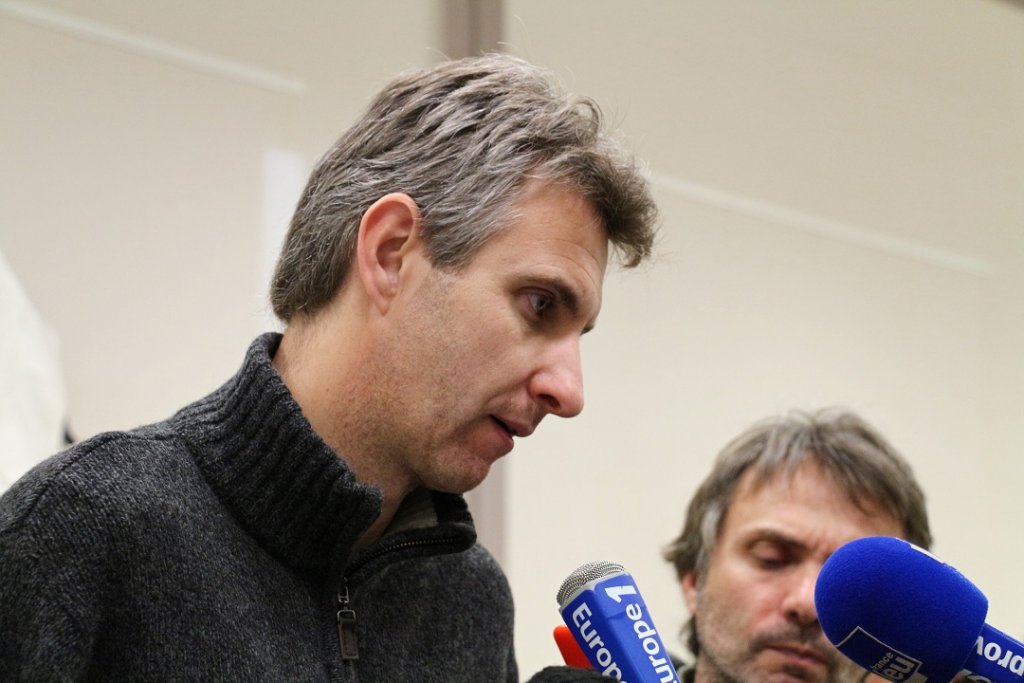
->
[[529, 337, 584, 418], [782, 568, 820, 627]]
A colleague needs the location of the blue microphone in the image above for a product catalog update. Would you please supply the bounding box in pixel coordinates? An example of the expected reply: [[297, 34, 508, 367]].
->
[[815, 536, 1023, 683], [556, 561, 681, 682]]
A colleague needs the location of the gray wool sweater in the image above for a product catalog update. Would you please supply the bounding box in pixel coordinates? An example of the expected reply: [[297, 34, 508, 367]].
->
[[0, 333, 517, 682]]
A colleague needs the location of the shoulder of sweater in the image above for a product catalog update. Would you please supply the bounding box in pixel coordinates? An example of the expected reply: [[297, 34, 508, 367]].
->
[[0, 421, 200, 533], [411, 542, 512, 598], [458, 542, 506, 577]]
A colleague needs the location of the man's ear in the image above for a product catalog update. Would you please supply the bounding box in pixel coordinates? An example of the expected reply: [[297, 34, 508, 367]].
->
[[355, 193, 424, 314], [681, 571, 699, 613]]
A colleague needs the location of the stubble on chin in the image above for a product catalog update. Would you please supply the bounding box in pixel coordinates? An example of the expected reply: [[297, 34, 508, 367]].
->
[[698, 654, 862, 683], [697, 627, 864, 683]]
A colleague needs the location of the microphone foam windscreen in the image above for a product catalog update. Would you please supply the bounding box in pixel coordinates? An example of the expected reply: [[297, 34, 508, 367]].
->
[[814, 536, 988, 682]]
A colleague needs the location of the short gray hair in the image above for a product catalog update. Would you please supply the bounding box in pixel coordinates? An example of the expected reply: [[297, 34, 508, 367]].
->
[[271, 54, 658, 322], [663, 408, 931, 657]]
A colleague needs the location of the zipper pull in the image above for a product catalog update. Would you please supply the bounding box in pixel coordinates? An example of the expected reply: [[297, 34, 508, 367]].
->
[[337, 584, 359, 660]]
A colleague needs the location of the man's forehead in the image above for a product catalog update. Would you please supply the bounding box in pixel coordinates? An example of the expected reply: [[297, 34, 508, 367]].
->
[[724, 463, 906, 540]]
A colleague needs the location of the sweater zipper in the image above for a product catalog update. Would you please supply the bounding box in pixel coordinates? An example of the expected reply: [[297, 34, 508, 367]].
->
[[335, 535, 464, 661], [336, 581, 359, 660]]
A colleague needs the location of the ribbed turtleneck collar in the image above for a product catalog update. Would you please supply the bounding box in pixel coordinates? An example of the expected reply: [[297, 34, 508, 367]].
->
[[169, 333, 383, 575]]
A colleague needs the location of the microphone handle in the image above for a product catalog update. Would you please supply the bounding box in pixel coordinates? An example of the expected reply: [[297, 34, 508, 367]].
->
[[959, 624, 1024, 683]]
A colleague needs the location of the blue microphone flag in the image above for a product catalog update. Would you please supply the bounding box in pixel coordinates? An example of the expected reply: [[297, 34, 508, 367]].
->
[[557, 561, 680, 683]]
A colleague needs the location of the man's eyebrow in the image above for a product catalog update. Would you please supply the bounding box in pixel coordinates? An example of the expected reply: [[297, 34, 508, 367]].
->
[[745, 528, 808, 553]]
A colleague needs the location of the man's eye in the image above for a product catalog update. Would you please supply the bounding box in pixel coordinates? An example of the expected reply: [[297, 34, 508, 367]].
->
[[527, 292, 554, 315], [749, 543, 789, 569], [754, 555, 786, 569]]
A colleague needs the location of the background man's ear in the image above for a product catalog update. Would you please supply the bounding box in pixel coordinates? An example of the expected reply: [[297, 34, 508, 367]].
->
[[354, 193, 424, 313], [681, 572, 699, 613]]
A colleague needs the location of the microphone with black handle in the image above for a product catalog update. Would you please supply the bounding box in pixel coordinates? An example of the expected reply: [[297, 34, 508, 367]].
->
[[814, 535, 1023, 683]]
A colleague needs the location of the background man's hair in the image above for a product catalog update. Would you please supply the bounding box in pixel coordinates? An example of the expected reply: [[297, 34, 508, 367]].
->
[[662, 408, 932, 658], [271, 53, 658, 322]]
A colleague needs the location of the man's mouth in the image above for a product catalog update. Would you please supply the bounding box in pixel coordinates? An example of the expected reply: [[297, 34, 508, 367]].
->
[[766, 642, 830, 669], [492, 416, 517, 437], [491, 415, 535, 439]]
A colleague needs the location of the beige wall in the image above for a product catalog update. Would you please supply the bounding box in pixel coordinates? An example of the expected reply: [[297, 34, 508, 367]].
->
[[0, 0, 439, 436], [2, 0, 1021, 677]]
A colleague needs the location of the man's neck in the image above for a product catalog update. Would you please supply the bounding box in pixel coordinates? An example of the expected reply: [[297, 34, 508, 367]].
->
[[273, 321, 417, 548], [355, 505, 397, 550]]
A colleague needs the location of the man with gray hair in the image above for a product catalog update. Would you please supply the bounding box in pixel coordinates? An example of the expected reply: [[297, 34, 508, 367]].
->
[[664, 409, 931, 683], [0, 54, 657, 681]]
